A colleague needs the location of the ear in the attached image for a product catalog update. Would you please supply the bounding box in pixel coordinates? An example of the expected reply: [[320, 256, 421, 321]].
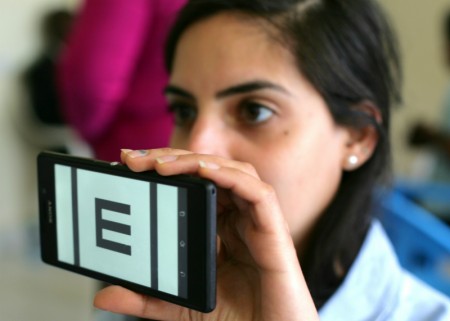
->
[[341, 101, 382, 171]]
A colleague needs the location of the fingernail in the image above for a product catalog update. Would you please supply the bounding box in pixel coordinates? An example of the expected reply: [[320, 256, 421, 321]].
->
[[199, 160, 220, 170], [156, 155, 178, 164], [127, 149, 148, 158]]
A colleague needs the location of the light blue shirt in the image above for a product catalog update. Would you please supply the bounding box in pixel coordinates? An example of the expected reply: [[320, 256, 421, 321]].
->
[[320, 220, 450, 321]]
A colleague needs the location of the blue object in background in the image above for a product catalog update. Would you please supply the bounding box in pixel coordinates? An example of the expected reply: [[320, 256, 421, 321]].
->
[[394, 180, 450, 224], [379, 185, 450, 297]]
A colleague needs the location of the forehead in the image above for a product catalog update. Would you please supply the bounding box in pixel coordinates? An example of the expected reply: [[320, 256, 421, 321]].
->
[[170, 13, 300, 89]]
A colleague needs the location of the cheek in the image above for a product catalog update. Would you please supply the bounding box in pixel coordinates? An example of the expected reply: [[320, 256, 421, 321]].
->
[[169, 129, 187, 149], [258, 132, 345, 244], [271, 156, 343, 243]]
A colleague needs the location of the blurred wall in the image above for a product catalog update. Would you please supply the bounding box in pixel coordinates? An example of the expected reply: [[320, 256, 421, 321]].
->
[[380, 0, 450, 177], [0, 0, 80, 248]]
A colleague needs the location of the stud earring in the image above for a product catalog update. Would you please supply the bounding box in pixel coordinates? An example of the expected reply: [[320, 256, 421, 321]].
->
[[348, 155, 359, 167]]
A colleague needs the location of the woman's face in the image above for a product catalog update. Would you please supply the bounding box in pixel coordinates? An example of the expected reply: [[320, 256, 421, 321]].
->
[[166, 13, 353, 247]]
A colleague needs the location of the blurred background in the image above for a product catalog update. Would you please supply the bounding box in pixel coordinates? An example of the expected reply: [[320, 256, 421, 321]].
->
[[0, 1, 95, 320], [1, 0, 450, 320]]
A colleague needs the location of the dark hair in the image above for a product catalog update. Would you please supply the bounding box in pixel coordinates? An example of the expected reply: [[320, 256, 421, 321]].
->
[[41, 9, 73, 47], [165, 0, 402, 308]]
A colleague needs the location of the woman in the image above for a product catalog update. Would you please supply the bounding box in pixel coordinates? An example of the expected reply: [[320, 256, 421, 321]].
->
[[94, 0, 450, 320]]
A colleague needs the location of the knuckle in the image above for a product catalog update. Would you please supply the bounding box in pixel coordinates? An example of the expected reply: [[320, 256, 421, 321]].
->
[[259, 183, 276, 202], [240, 161, 258, 176]]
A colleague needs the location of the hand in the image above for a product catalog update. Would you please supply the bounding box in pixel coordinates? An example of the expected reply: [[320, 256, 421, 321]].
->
[[94, 148, 319, 321]]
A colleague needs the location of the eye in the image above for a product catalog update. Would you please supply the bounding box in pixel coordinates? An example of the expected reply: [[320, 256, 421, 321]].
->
[[238, 101, 274, 125], [168, 102, 197, 127]]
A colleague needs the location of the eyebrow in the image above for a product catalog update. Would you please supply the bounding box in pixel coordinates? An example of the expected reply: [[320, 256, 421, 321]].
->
[[164, 86, 194, 99], [164, 80, 290, 100], [216, 80, 290, 98]]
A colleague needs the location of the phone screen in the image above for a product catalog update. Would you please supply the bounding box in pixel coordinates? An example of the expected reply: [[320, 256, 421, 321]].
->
[[54, 164, 188, 298]]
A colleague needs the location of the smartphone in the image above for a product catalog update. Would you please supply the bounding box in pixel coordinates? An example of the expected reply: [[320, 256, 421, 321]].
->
[[37, 151, 216, 313]]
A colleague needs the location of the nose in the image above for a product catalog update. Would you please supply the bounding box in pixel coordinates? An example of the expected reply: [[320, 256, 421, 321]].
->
[[185, 116, 228, 157]]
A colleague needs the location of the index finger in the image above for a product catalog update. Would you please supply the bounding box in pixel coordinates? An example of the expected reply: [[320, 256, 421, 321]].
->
[[120, 148, 193, 172]]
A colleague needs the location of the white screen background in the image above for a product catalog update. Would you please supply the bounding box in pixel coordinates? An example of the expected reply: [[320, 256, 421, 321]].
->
[[54, 165, 184, 297]]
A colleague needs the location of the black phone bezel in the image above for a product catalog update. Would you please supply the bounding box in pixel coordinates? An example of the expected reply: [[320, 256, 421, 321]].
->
[[37, 151, 216, 313]]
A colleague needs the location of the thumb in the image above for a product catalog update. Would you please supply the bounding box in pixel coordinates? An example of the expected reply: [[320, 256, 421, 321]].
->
[[94, 285, 185, 321]]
